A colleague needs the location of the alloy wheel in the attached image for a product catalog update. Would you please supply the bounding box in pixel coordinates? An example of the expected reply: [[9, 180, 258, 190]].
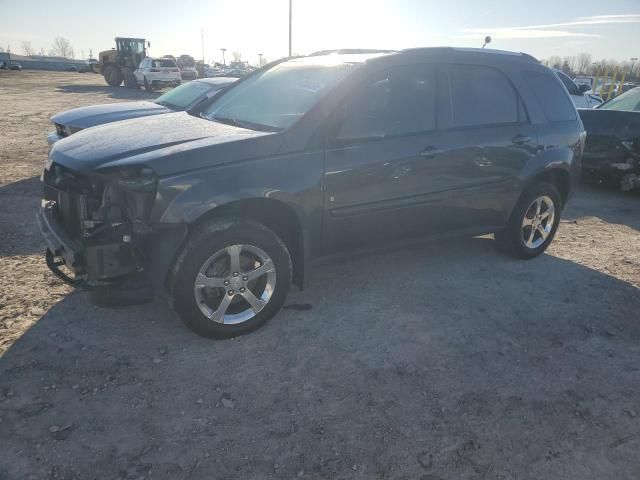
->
[[193, 244, 276, 324], [522, 195, 555, 249]]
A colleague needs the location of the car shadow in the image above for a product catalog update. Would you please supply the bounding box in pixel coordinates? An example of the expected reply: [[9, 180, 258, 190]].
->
[[2, 236, 639, 479], [56, 84, 159, 100], [0, 176, 44, 257]]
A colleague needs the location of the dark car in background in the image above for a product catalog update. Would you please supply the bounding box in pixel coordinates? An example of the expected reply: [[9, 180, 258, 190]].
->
[[39, 48, 583, 339], [578, 87, 640, 190], [1, 61, 23, 71], [47, 77, 236, 145]]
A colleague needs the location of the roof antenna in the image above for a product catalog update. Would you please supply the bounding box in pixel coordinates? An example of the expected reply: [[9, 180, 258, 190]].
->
[[482, 36, 492, 49]]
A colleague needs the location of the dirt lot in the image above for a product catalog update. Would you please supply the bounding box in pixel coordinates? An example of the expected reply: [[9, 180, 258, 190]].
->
[[1, 70, 639, 479]]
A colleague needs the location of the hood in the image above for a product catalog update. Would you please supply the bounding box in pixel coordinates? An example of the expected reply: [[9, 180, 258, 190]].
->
[[578, 109, 640, 139], [50, 112, 282, 175], [52, 101, 170, 130]]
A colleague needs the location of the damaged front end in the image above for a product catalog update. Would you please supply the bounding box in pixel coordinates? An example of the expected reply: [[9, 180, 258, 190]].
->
[[583, 138, 640, 192], [38, 161, 161, 295]]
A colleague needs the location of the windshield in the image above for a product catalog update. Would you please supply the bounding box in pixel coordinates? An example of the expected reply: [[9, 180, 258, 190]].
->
[[155, 81, 216, 110], [202, 60, 357, 131], [599, 88, 640, 112]]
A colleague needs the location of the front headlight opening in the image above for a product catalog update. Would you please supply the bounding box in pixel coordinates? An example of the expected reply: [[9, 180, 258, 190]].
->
[[112, 166, 158, 192]]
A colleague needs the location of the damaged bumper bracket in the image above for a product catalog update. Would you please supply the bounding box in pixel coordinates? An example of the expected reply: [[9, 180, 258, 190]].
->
[[37, 202, 91, 290]]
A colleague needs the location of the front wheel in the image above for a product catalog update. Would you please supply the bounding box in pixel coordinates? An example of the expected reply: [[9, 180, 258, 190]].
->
[[495, 181, 562, 259], [169, 218, 292, 339]]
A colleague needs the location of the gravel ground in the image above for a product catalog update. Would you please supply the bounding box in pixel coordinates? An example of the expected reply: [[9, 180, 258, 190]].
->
[[1, 70, 639, 480]]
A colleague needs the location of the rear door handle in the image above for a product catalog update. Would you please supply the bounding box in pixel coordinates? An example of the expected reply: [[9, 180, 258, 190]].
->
[[512, 134, 532, 145], [420, 146, 445, 158]]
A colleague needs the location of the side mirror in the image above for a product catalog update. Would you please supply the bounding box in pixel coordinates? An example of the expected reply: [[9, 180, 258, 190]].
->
[[578, 84, 590, 93], [147, 41, 151, 48]]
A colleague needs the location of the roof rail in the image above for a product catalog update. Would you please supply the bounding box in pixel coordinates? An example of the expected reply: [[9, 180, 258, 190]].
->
[[309, 49, 396, 56], [400, 46, 538, 62]]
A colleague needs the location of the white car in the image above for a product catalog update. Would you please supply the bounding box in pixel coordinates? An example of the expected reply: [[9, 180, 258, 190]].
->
[[552, 69, 602, 108], [134, 57, 181, 91]]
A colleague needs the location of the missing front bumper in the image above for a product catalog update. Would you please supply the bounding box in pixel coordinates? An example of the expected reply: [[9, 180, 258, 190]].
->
[[37, 202, 138, 286]]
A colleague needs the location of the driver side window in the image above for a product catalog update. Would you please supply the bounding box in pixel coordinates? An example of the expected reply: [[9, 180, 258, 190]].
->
[[336, 65, 437, 142]]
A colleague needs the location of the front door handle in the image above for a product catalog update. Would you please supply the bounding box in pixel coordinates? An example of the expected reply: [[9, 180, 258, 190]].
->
[[512, 134, 532, 145], [420, 146, 445, 158]]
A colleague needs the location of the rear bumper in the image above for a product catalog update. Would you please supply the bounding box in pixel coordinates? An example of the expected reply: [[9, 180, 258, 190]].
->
[[148, 75, 181, 85]]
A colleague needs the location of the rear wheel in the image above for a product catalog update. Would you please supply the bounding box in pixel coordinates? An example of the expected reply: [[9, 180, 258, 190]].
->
[[169, 218, 291, 339], [495, 181, 562, 259], [103, 65, 123, 87], [144, 76, 153, 92]]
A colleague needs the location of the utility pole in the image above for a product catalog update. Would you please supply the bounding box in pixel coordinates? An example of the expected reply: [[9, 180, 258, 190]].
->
[[221, 48, 226, 66], [201, 28, 205, 64], [288, 0, 292, 57], [631, 57, 638, 80]]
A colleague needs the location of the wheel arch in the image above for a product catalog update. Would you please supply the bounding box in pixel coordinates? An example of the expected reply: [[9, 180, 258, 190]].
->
[[529, 167, 571, 206], [186, 197, 307, 289]]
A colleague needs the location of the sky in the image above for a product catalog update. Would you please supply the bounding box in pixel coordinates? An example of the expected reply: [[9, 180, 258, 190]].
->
[[1, 0, 639, 65]]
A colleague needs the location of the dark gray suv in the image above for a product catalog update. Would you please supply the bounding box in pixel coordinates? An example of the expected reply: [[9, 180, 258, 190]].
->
[[39, 48, 584, 338]]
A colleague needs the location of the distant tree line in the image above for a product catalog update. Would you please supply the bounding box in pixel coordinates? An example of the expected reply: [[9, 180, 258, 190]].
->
[[4, 36, 76, 59], [541, 52, 638, 80]]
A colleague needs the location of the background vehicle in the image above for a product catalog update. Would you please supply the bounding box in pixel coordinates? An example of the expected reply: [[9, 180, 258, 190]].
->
[[1, 61, 23, 71], [47, 77, 236, 144], [579, 87, 640, 190], [209, 68, 248, 78], [177, 54, 198, 80], [134, 57, 181, 91], [574, 76, 594, 90], [553, 68, 602, 108], [40, 48, 582, 339], [99, 37, 149, 88]]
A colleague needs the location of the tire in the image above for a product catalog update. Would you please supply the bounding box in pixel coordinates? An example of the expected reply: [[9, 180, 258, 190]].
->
[[123, 68, 138, 89], [103, 65, 123, 87], [495, 180, 562, 259], [169, 218, 292, 339], [144, 76, 153, 92]]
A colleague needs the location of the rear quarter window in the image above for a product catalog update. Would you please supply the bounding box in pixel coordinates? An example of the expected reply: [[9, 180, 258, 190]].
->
[[525, 71, 577, 122]]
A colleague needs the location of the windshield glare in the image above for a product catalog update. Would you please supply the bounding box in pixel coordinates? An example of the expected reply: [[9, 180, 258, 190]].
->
[[599, 88, 640, 112], [155, 81, 214, 110], [202, 61, 357, 131]]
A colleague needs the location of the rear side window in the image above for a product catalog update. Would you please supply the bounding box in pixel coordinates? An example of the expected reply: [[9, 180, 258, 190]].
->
[[447, 65, 521, 128], [526, 71, 577, 122]]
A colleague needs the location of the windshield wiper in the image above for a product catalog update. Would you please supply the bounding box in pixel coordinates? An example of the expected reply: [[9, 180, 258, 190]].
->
[[211, 116, 282, 133]]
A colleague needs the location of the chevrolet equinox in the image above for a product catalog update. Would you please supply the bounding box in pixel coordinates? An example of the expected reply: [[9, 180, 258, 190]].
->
[[39, 48, 584, 338]]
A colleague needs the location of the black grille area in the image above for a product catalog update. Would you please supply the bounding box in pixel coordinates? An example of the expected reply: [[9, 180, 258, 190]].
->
[[42, 163, 98, 239]]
